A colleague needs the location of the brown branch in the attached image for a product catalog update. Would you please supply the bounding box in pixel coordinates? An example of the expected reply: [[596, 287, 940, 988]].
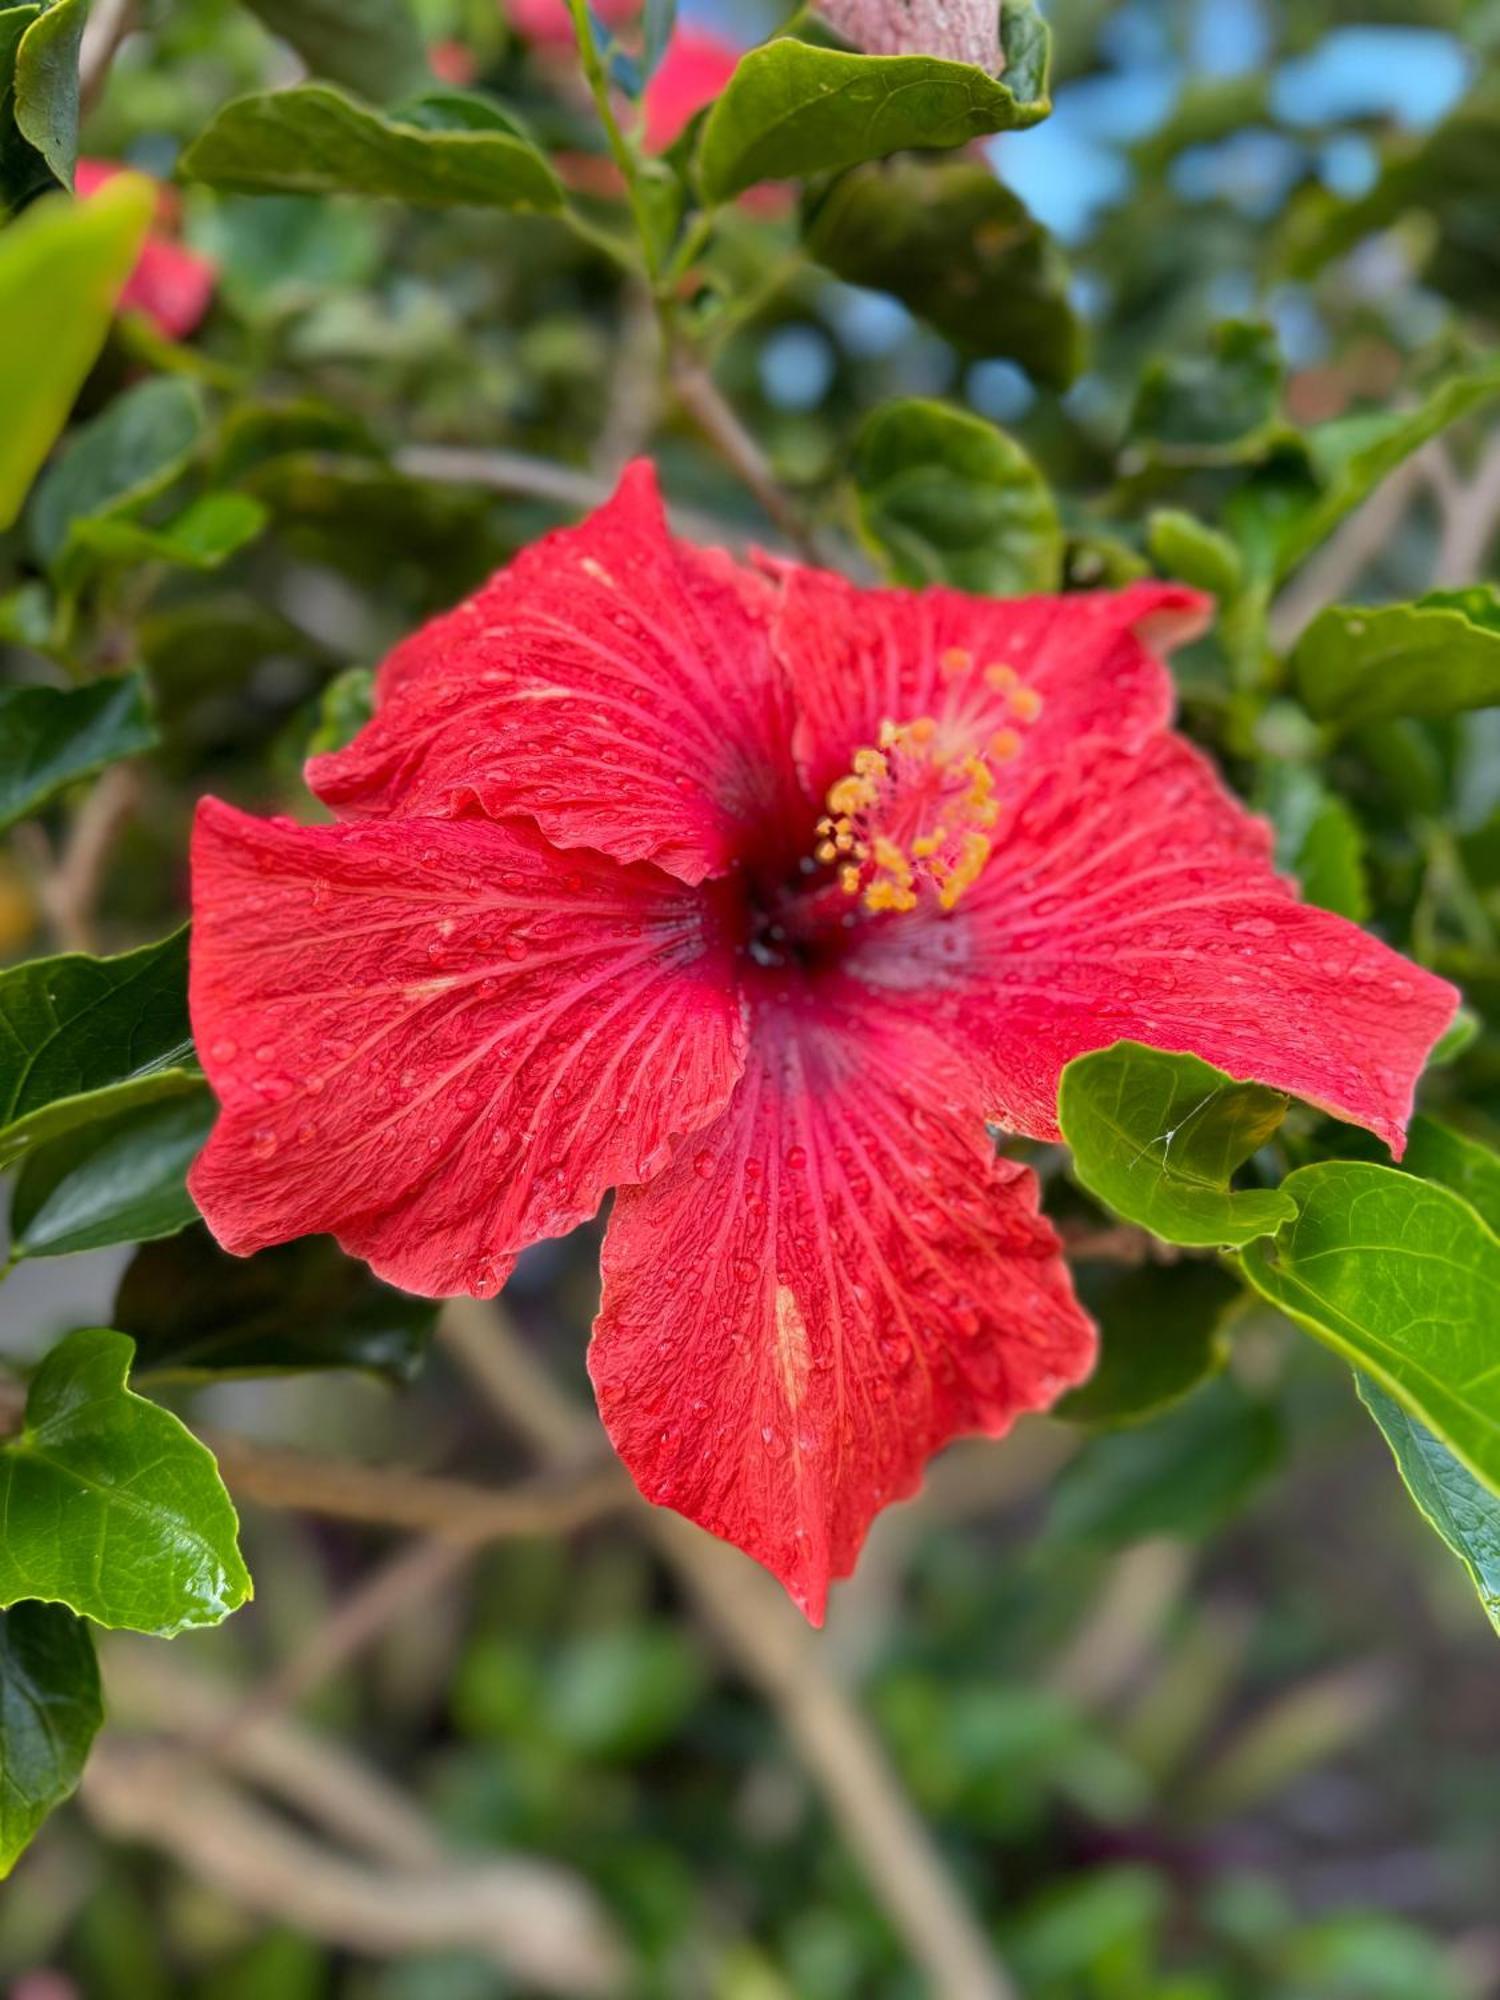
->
[[226, 1535, 473, 1735], [78, 0, 137, 115], [439, 1301, 1018, 2000], [1267, 453, 1431, 650], [83, 1741, 625, 1994], [670, 349, 825, 562], [392, 442, 789, 554], [205, 1428, 629, 1540], [33, 762, 140, 953], [1434, 431, 1500, 587]]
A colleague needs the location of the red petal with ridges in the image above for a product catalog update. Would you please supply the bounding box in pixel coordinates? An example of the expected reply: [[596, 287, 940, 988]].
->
[[772, 567, 1208, 804], [591, 975, 1095, 1623], [308, 462, 804, 886], [189, 799, 745, 1297], [855, 734, 1458, 1153]]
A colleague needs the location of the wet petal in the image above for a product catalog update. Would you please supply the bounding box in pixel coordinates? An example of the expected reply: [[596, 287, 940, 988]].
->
[[774, 566, 1207, 808], [189, 799, 745, 1296], [591, 976, 1094, 1621], [309, 462, 803, 886], [860, 735, 1458, 1154]]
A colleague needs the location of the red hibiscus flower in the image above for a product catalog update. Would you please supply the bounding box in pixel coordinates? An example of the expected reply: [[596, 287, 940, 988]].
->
[[188, 463, 1457, 1621], [75, 159, 216, 342]]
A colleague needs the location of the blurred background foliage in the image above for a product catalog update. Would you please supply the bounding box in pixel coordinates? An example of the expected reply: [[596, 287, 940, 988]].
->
[[5, 0, 1500, 1994]]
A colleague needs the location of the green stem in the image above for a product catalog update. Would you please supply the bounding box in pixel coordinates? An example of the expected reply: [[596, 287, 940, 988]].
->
[[565, 0, 660, 282]]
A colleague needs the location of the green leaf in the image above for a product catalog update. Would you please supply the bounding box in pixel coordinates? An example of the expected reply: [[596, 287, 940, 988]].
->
[[1358, 1373, 1500, 1637], [1146, 509, 1245, 600], [181, 83, 564, 212], [1269, 362, 1500, 582], [1291, 590, 1500, 731], [0, 1602, 100, 1877], [10, 1089, 212, 1260], [28, 377, 205, 569], [237, 0, 430, 106], [0, 177, 155, 530], [65, 491, 269, 577], [1294, 796, 1368, 922], [0, 5, 47, 213], [1048, 1374, 1281, 1548], [1402, 1116, 1500, 1234], [0, 928, 198, 1170], [696, 33, 1050, 206], [803, 158, 1082, 388], [1240, 1163, 1500, 1505], [12, 0, 85, 188], [852, 398, 1061, 595], [0, 1329, 250, 1635], [1059, 1261, 1240, 1428], [1130, 320, 1285, 467], [115, 1226, 438, 1385], [0, 673, 156, 834], [305, 664, 375, 759], [1059, 1042, 1296, 1249]]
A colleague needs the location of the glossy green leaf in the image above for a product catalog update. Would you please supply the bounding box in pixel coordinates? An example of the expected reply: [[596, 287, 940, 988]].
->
[[0, 673, 156, 834], [1059, 1261, 1240, 1427], [237, 0, 430, 105], [696, 29, 1050, 206], [12, 0, 85, 187], [1146, 509, 1244, 600], [1359, 1374, 1500, 1637], [65, 491, 269, 577], [1402, 1116, 1500, 1233], [1291, 590, 1500, 731], [1048, 1375, 1281, 1548], [116, 1226, 438, 1385], [0, 178, 154, 529], [10, 1089, 212, 1260], [0, 1602, 100, 1877], [803, 158, 1082, 387], [0, 928, 198, 1170], [0, 1329, 250, 1635], [1059, 1042, 1296, 1248], [1240, 1163, 1500, 1503], [0, 5, 46, 212], [28, 377, 205, 569], [181, 83, 564, 212], [852, 398, 1061, 595]]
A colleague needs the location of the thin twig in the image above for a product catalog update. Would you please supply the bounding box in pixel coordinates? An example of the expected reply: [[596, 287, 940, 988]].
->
[[83, 1741, 625, 1994], [440, 1301, 1018, 2000], [1267, 453, 1431, 650], [33, 762, 140, 952], [226, 1536, 475, 1736], [392, 443, 786, 553], [1433, 431, 1500, 587], [671, 348, 824, 561], [205, 1428, 630, 1540], [78, 0, 137, 115]]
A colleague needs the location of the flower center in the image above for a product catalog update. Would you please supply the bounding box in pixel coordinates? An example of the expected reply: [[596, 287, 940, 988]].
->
[[816, 660, 1043, 915]]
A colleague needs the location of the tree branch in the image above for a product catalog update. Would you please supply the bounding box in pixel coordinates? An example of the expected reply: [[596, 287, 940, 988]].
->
[[670, 348, 824, 561], [440, 1301, 1018, 2000], [206, 1428, 629, 1541]]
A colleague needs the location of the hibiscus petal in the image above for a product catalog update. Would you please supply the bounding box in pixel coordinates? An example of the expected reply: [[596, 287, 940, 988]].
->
[[859, 735, 1457, 1154], [308, 462, 804, 886], [591, 976, 1094, 1622], [189, 799, 745, 1296], [773, 566, 1208, 804]]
